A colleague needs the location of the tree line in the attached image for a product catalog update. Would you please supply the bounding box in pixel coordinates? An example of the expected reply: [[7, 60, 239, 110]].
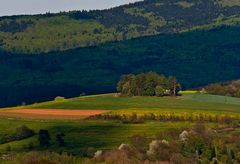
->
[[205, 80, 240, 98], [90, 112, 240, 125], [0, 20, 33, 33], [117, 72, 181, 97]]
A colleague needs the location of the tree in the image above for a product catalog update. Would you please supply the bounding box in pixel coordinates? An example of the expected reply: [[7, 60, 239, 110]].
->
[[117, 74, 135, 96], [39, 129, 51, 147], [155, 85, 165, 97], [167, 76, 181, 96]]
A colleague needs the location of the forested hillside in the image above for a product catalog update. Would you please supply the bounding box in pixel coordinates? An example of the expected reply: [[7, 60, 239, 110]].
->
[[1, 26, 240, 107], [0, 0, 240, 53]]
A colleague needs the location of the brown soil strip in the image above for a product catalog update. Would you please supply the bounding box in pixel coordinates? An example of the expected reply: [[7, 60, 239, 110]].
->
[[0, 109, 110, 120]]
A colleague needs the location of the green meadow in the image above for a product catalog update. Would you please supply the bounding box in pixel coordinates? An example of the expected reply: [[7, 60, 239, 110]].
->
[[20, 92, 240, 116]]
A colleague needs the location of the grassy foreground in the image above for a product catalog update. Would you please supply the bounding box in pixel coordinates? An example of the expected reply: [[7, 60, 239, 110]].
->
[[0, 118, 192, 156]]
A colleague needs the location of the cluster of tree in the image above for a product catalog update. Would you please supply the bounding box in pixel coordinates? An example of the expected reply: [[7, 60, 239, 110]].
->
[[38, 129, 65, 148], [70, 10, 95, 20], [69, 0, 240, 34], [0, 125, 35, 144], [205, 80, 240, 98], [117, 72, 181, 97], [0, 20, 33, 33], [93, 8, 149, 28]]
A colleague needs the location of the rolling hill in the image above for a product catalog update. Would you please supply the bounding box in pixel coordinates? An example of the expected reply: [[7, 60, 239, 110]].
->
[[0, 92, 240, 158], [19, 92, 240, 115], [0, 0, 240, 53]]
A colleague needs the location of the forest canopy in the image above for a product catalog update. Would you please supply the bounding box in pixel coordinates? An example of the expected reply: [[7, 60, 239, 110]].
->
[[117, 72, 181, 97]]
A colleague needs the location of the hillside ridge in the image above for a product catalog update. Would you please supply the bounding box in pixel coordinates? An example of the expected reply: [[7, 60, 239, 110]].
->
[[1, 0, 240, 53]]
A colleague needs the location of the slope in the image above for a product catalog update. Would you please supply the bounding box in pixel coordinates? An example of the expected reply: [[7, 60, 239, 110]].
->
[[1, 0, 240, 53]]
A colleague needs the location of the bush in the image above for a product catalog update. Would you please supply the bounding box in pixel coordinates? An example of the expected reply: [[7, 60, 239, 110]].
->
[[170, 153, 186, 164], [16, 125, 35, 139], [236, 152, 240, 162], [89, 112, 240, 125], [102, 149, 131, 164], [147, 140, 180, 161], [129, 135, 148, 153], [192, 123, 207, 137], [185, 135, 205, 156], [120, 113, 145, 124], [84, 147, 96, 158], [1, 125, 35, 144]]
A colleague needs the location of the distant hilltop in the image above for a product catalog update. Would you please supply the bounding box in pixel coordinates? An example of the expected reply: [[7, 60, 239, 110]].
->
[[0, 0, 240, 54]]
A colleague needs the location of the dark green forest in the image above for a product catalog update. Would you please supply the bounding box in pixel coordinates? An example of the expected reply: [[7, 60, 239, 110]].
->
[[0, 26, 240, 107]]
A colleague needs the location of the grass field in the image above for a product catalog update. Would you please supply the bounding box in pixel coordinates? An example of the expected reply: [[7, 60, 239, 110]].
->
[[15, 92, 240, 116], [0, 92, 240, 157]]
